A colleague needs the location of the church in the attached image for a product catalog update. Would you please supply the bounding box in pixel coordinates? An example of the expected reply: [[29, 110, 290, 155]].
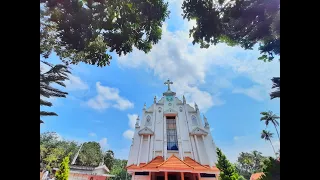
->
[[126, 80, 220, 180]]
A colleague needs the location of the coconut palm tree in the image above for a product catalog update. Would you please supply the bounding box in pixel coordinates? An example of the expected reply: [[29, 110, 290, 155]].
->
[[261, 130, 277, 157], [260, 111, 280, 141]]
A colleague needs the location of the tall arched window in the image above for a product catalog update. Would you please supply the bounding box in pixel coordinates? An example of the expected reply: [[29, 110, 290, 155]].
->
[[167, 116, 178, 150], [192, 115, 198, 126]]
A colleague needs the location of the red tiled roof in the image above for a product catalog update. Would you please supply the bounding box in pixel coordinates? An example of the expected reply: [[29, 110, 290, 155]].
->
[[127, 154, 220, 173], [140, 156, 164, 171], [157, 155, 194, 171], [250, 172, 264, 180]]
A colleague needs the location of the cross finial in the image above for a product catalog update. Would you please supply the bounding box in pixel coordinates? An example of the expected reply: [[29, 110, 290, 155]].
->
[[164, 79, 173, 91]]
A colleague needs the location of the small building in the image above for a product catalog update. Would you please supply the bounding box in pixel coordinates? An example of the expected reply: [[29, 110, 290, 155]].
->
[[52, 164, 115, 180], [126, 80, 220, 180]]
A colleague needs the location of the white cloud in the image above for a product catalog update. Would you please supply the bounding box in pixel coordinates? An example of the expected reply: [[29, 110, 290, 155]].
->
[[123, 130, 134, 140], [88, 132, 96, 137], [87, 82, 134, 111], [123, 114, 139, 140], [99, 137, 109, 150], [128, 114, 138, 129], [65, 74, 89, 91], [116, 0, 279, 109], [232, 85, 266, 101]]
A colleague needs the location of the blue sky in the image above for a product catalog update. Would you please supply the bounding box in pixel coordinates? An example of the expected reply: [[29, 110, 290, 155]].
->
[[40, 0, 280, 163]]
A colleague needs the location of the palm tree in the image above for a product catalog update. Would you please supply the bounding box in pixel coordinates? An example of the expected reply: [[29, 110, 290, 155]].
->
[[260, 111, 280, 141], [261, 130, 277, 157], [40, 61, 70, 124]]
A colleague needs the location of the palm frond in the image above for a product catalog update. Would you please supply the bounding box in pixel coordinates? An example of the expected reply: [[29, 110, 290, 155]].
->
[[40, 111, 58, 116]]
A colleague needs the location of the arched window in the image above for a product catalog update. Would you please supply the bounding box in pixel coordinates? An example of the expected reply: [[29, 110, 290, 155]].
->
[[192, 115, 198, 126], [145, 115, 152, 126]]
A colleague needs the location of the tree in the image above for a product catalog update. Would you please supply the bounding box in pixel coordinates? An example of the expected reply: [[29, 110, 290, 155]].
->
[[235, 150, 266, 179], [40, 0, 169, 122], [216, 148, 240, 180], [261, 130, 276, 157], [111, 159, 131, 180], [104, 150, 115, 170], [40, 62, 70, 124], [76, 141, 103, 166], [260, 111, 280, 140], [40, 0, 169, 67], [181, 0, 280, 99], [270, 77, 280, 99], [40, 132, 79, 171], [259, 157, 280, 180], [55, 155, 70, 180]]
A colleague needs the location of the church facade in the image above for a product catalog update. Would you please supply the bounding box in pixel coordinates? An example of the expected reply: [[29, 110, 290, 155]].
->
[[126, 80, 220, 180]]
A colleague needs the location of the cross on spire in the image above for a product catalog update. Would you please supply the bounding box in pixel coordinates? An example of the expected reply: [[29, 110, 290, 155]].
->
[[164, 79, 173, 91]]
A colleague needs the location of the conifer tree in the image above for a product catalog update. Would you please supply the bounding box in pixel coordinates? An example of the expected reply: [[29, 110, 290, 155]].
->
[[216, 148, 240, 180], [55, 155, 70, 180]]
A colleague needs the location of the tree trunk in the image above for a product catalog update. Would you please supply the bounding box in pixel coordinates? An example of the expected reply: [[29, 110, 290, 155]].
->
[[274, 124, 280, 141], [269, 140, 277, 157]]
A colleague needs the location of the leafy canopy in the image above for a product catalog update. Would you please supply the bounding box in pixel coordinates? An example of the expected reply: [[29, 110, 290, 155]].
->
[[40, 0, 169, 67]]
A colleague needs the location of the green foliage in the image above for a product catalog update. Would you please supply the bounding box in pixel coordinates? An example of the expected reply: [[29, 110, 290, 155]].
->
[[235, 151, 268, 180], [181, 0, 280, 99], [40, 132, 78, 171], [259, 157, 280, 180], [104, 150, 115, 170], [270, 77, 280, 99], [110, 159, 131, 180], [40, 61, 70, 124], [40, 0, 169, 67], [55, 155, 70, 180], [216, 148, 240, 180], [76, 141, 103, 166], [182, 0, 280, 60]]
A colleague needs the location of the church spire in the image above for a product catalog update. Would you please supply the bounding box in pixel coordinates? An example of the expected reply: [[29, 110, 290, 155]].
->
[[203, 115, 209, 128], [135, 116, 140, 128], [195, 102, 199, 112]]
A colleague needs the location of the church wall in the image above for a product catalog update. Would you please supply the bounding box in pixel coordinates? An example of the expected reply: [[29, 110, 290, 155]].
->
[[133, 175, 149, 180], [196, 136, 209, 165], [139, 136, 149, 163]]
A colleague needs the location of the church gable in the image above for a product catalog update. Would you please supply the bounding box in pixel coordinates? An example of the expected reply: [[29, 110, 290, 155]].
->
[[186, 104, 196, 112], [157, 97, 164, 104], [175, 97, 183, 105], [138, 127, 154, 135], [163, 108, 178, 115], [190, 127, 208, 136]]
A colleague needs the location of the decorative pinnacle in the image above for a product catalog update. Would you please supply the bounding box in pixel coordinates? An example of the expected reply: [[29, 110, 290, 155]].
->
[[135, 116, 140, 128], [154, 96, 157, 104], [143, 103, 146, 110]]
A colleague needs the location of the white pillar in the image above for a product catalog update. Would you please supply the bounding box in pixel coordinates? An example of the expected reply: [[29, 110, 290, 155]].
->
[[147, 135, 151, 162], [194, 135, 202, 164], [202, 135, 212, 166], [137, 135, 143, 165], [150, 135, 154, 161], [176, 115, 183, 159], [163, 116, 167, 159]]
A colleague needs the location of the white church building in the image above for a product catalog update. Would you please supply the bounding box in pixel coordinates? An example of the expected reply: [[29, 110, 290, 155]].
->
[[126, 80, 220, 180]]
